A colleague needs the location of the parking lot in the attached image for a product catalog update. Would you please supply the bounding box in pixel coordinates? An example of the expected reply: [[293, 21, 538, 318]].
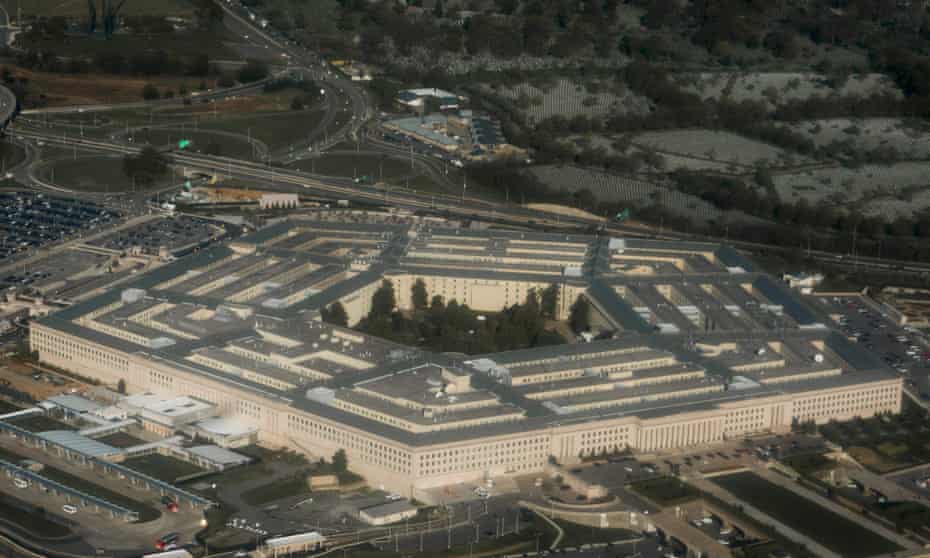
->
[[0, 249, 110, 292], [812, 294, 930, 401], [0, 192, 117, 264], [88, 215, 223, 257]]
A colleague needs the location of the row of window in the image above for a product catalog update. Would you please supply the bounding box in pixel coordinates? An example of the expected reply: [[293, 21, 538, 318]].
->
[[32, 330, 130, 372], [288, 415, 411, 474]]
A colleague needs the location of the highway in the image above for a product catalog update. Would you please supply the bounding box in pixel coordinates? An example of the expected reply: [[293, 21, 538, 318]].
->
[[14, 121, 930, 286], [9, 0, 930, 283]]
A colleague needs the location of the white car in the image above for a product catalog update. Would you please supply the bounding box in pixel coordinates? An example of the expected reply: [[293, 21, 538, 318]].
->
[[62, 504, 78, 515]]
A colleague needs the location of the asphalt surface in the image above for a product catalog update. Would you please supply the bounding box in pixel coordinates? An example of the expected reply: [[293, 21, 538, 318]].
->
[[810, 294, 930, 405]]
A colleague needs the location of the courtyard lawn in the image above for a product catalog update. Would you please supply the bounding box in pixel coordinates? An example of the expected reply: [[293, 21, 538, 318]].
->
[[629, 476, 700, 507], [7, 414, 72, 433], [239, 473, 311, 507], [95, 431, 147, 449], [123, 453, 205, 483]]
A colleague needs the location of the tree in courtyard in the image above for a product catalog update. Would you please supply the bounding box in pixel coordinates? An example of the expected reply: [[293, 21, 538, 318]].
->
[[569, 294, 591, 333], [332, 448, 348, 473], [322, 301, 349, 327], [429, 294, 445, 314], [541, 284, 559, 319], [411, 279, 429, 311], [370, 280, 396, 318]]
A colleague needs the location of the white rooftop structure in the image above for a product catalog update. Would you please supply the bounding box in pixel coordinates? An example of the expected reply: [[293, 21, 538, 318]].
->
[[187, 445, 251, 467], [194, 417, 255, 438], [43, 394, 102, 414], [36, 430, 121, 458]]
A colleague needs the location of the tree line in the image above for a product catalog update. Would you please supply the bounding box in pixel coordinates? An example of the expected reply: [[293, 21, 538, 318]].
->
[[322, 279, 575, 354]]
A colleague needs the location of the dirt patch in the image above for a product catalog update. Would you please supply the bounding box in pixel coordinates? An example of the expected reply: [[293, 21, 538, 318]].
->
[[0, 360, 83, 401], [12, 67, 198, 107], [524, 203, 601, 221], [194, 187, 265, 202]]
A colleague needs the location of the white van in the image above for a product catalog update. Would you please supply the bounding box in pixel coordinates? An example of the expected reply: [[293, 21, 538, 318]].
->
[[62, 504, 78, 515], [13, 478, 28, 489]]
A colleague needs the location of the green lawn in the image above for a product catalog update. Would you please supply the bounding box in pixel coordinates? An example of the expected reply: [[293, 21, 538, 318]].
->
[[240, 473, 311, 506], [131, 128, 257, 160], [0, 141, 27, 171], [123, 453, 205, 483], [554, 518, 637, 547], [95, 431, 147, 449], [8, 414, 72, 433], [38, 155, 177, 193], [629, 476, 700, 507], [712, 471, 901, 558], [289, 153, 417, 180], [820, 412, 930, 472], [7, 0, 193, 17], [781, 452, 834, 477], [18, 28, 236, 60], [199, 109, 327, 151]]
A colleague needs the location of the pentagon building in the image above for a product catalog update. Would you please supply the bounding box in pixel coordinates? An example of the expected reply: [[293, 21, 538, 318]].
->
[[30, 218, 901, 496]]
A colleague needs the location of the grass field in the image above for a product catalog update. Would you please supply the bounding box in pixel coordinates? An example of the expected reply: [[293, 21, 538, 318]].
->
[[289, 153, 415, 180], [630, 476, 700, 507], [94, 431, 146, 448], [821, 413, 930, 473], [0, 494, 73, 538], [38, 155, 176, 193], [199, 109, 327, 151], [18, 28, 236, 61], [712, 471, 901, 558], [132, 128, 257, 160], [124, 453, 205, 483], [8, 414, 72, 433], [11, 67, 201, 107], [240, 473, 311, 506], [781, 453, 834, 477], [4, 0, 193, 17], [0, 141, 27, 170], [554, 519, 637, 547]]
